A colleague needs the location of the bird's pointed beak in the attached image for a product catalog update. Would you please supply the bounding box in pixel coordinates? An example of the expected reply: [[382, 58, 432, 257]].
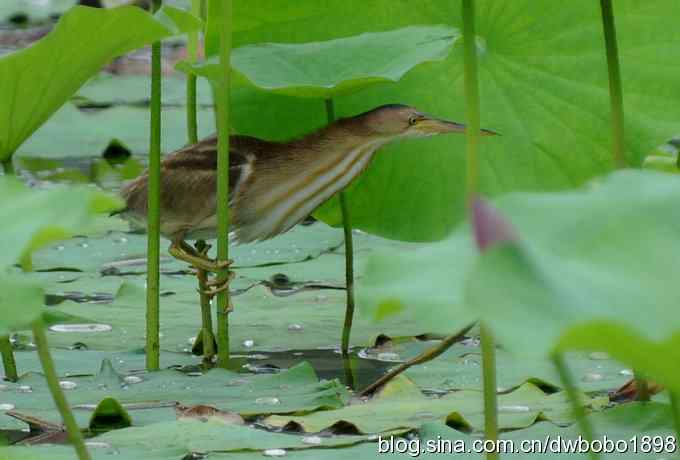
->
[[415, 117, 500, 136]]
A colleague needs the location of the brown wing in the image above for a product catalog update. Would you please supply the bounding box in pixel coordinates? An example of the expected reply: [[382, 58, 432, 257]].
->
[[120, 135, 266, 241]]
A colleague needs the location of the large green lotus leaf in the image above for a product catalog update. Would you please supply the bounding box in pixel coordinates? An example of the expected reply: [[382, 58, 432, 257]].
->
[[0, 176, 122, 268], [266, 376, 597, 434], [0, 5, 201, 162], [464, 170, 680, 390], [418, 402, 675, 459], [180, 25, 458, 98], [0, 274, 43, 337], [196, 0, 680, 242], [18, 104, 215, 158], [0, 362, 349, 430], [357, 226, 476, 335]]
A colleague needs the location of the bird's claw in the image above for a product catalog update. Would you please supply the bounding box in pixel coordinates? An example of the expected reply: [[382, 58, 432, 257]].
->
[[200, 271, 235, 298]]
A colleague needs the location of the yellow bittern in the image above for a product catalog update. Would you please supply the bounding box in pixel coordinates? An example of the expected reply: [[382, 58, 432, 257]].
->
[[120, 104, 496, 291]]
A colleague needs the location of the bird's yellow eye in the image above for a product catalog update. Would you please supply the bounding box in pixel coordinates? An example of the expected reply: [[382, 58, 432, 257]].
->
[[408, 116, 418, 126]]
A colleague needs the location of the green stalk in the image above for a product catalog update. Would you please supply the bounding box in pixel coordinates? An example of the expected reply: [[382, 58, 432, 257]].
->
[[214, 0, 232, 368], [552, 352, 599, 460], [185, 0, 201, 144], [599, 0, 627, 169], [480, 324, 499, 460], [323, 98, 356, 357], [669, 391, 680, 442], [32, 320, 91, 460], [1, 158, 14, 175], [195, 241, 216, 367], [145, 0, 163, 371], [462, 0, 481, 199], [0, 336, 18, 382], [462, 2, 498, 457]]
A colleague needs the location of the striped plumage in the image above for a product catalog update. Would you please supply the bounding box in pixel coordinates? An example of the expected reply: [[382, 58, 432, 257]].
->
[[120, 104, 487, 246]]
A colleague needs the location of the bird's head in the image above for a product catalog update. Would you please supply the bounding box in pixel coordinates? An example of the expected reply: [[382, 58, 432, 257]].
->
[[355, 104, 498, 139]]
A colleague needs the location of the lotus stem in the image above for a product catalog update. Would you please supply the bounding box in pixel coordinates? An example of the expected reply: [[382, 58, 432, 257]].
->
[[480, 324, 499, 459], [0, 336, 18, 382], [599, 0, 627, 169], [145, 0, 163, 371], [322, 98, 356, 357], [186, 0, 202, 144], [552, 352, 599, 460], [214, 0, 233, 368], [194, 240, 216, 367], [462, 0, 481, 199], [359, 322, 475, 396], [32, 319, 91, 460]]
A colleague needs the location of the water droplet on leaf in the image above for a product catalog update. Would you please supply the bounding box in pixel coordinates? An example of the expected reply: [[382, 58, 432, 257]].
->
[[301, 436, 322, 445], [255, 397, 281, 405], [498, 405, 530, 413], [263, 448, 286, 457], [123, 375, 143, 384], [59, 381, 77, 390]]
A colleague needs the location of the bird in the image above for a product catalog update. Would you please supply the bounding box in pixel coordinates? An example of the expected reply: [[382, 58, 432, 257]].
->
[[119, 104, 497, 287]]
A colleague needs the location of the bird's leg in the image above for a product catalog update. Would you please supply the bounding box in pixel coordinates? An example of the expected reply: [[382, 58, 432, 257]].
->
[[194, 240, 216, 367], [168, 240, 231, 272]]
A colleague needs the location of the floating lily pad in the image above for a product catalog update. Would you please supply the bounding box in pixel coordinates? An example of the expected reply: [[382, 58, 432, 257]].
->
[[0, 5, 201, 162], [266, 376, 599, 434], [0, 362, 349, 430]]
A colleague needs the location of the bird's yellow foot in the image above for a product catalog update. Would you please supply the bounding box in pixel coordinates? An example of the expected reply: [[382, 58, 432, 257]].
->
[[201, 271, 235, 297], [169, 241, 232, 272]]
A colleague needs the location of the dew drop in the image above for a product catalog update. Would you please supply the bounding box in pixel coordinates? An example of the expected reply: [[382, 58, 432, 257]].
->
[[49, 324, 112, 333], [255, 397, 281, 405], [85, 441, 111, 449], [17, 385, 32, 393], [287, 324, 303, 332], [498, 405, 530, 413], [123, 375, 143, 385], [54, 245, 65, 251], [376, 352, 402, 362], [619, 369, 634, 376], [0, 403, 15, 411], [59, 381, 77, 390], [188, 337, 197, 345], [301, 436, 322, 445], [263, 448, 286, 457], [243, 339, 255, 348]]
